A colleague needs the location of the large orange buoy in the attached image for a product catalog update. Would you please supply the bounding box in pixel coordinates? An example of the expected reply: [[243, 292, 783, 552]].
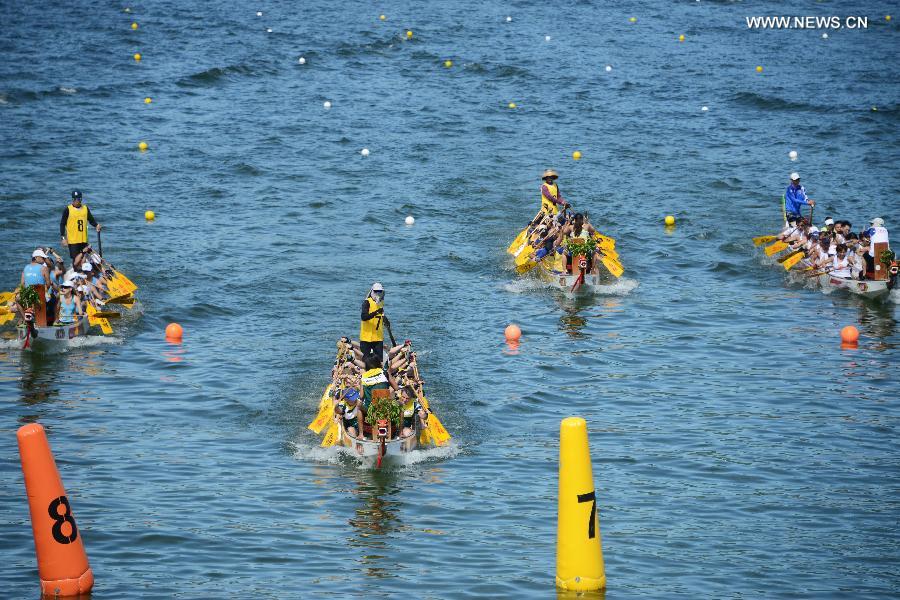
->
[[504, 323, 521, 342], [840, 325, 859, 345], [165, 322, 183, 340], [17, 424, 94, 596]]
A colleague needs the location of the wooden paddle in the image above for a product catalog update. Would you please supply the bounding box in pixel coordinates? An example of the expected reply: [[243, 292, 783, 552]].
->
[[777, 249, 804, 263], [85, 304, 112, 334], [752, 235, 777, 246], [783, 251, 806, 271], [764, 240, 789, 256]]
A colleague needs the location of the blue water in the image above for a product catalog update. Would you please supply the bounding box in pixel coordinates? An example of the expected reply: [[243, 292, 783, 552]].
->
[[1, 1, 899, 598]]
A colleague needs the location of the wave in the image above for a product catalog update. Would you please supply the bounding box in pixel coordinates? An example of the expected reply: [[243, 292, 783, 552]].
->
[[176, 62, 268, 88], [732, 91, 831, 113], [289, 438, 459, 469]]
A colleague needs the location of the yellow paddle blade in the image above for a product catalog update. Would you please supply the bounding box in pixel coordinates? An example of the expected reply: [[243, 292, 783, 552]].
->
[[419, 424, 433, 446], [598, 246, 619, 261], [777, 249, 802, 264], [516, 260, 538, 274], [113, 271, 138, 293], [783, 252, 805, 271], [0, 313, 15, 325], [427, 414, 451, 446], [764, 241, 788, 256], [514, 247, 535, 266], [103, 293, 135, 305], [0, 291, 15, 303], [601, 256, 623, 278], [85, 304, 113, 334], [507, 229, 529, 254], [753, 235, 777, 246], [308, 385, 333, 433], [320, 421, 340, 447], [91, 311, 121, 319], [0, 306, 11, 315]]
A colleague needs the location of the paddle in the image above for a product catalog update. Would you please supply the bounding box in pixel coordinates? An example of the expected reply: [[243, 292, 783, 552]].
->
[[752, 235, 777, 246], [309, 341, 352, 432], [411, 361, 450, 446], [85, 303, 112, 334], [0, 291, 15, 304], [777, 248, 804, 263], [101, 293, 135, 305], [764, 240, 789, 256], [386, 321, 397, 348], [320, 421, 340, 447], [97, 228, 103, 258], [783, 251, 806, 271]]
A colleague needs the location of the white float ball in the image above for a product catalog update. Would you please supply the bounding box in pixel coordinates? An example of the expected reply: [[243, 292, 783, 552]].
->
[[266, 28, 272, 33], [701, 106, 709, 111], [605, 65, 612, 72], [405, 215, 415, 225], [506, 16, 512, 22], [256, 11, 262, 17], [323, 101, 331, 109], [822, 33, 828, 39], [361, 148, 370, 157], [545, 35, 551, 42], [298, 57, 306, 65], [789, 150, 798, 161]]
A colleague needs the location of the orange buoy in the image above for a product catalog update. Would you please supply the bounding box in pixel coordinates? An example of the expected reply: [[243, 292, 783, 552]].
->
[[165, 322, 183, 340], [840, 325, 859, 345], [17, 424, 94, 596], [504, 323, 521, 342]]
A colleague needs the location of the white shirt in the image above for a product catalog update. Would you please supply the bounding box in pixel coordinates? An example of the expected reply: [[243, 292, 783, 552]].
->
[[869, 227, 889, 256], [832, 255, 851, 278]]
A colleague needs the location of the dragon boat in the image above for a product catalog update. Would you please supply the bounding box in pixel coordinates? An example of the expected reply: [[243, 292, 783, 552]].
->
[[307, 337, 451, 468]]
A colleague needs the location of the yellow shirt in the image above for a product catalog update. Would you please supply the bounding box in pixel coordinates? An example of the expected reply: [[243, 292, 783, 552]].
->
[[541, 182, 560, 215], [359, 297, 384, 342], [65, 204, 89, 244]]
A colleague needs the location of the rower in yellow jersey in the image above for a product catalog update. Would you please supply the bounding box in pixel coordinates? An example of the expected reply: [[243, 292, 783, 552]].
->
[[59, 190, 101, 260], [359, 282, 389, 361], [540, 169, 569, 215]]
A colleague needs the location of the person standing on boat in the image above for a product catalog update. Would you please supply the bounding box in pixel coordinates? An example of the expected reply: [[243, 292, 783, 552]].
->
[[60, 190, 102, 261], [540, 169, 569, 215], [21, 249, 53, 289], [360, 282, 389, 361], [783, 173, 815, 224], [863, 217, 889, 276]]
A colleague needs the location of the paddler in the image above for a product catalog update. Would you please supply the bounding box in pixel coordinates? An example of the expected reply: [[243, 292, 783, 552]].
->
[[783, 173, 815, 225], [335, 388, 364, 439], [540, 169, 569, 215], [359, 282, 389, 361], [21, 249, 52, 289], [60, 190, 102, 261]]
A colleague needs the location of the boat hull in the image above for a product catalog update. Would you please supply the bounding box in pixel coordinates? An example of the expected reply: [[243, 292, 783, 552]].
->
[[537, 263, 609, 291], [817, 274, 890, 299], [338, 420, 419, 461], [17, 316, 94, 348]]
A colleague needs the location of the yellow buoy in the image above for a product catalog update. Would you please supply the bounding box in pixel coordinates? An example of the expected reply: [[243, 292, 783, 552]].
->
[[131, 22, 138, 30], [572, 150, 582, 161], [665, 215, 675, 226], [145, 210, 155, 221], [886, 15, 891, 21], [756, 65, 763, 73], [133, 53, 142, 62], [556, 417, 605, 592], [629, 17, 636, 23], [678, 34, 685, 42], [508, 102, 516, 109], [144, 97, 152, 104], [406, 30, 413, 39], [444, 59, 452, 68], [379, 14, 386, 21], [138, 141, 148, 151]]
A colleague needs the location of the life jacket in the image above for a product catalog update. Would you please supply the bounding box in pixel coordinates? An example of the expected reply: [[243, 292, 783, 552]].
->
[[65, 204, 89, 244], [338, 400, 360, 423], [541, 182, 560, 215], [23, 263, 45, 285], [359, 296, 384, 342]]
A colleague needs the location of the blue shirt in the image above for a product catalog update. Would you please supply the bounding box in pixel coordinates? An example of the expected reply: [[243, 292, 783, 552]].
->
[[784, 184, 810, 215], [23, 263, 45, 285]]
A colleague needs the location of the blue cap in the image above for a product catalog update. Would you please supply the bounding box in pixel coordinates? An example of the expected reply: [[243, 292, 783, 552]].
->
[[342, 388, 360, 401], [71, 190, 82, 200], [535, 248, 548, 259]]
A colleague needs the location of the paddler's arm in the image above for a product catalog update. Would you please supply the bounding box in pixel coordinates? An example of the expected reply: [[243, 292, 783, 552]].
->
[[59, 207, 69, 245], [85, 206, 101, 232], [361, 299, 383, 321]]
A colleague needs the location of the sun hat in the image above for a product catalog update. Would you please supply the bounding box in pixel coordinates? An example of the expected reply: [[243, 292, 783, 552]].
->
[[81, 262, 93, 272], [789, 172, 800, 181], [542, 169, 559, 179], [371, 282, 384, 292], [871, 217, 884, 227], [32, 249, 48, 259]]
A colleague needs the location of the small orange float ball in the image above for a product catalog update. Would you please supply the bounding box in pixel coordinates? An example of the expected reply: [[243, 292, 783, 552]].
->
[[165, 323, 183, 340], [504, 324, 521, 342], [840, 325, 859, 344]]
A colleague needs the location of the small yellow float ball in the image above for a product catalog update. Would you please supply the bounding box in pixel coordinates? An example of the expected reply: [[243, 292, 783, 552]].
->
[[406, 30, 413, 39], [133, 53, 142, 62], [886, 15, 891, 21], [131, 22, 138, 30], [144, 97, 152, 104], [756, 65, 763, 73], [138, 141, 148, 151], [665, 215, 675, 226], [508, 102, 516, 109], [678, 34, 685, 42], [572, 150, 582, 160], [145, 210, 155, 220], [444, 59, 452, 68], [379, 14, 386, 21], [629, 17, 637, 23]]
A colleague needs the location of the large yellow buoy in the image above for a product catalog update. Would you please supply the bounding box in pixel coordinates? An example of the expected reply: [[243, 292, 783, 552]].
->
[[556, 417, 605, 591], [572, 150, 582, 161], [665, 215, 675, 226], [133, 53, 142, 62], [138, 141, 148, 151]]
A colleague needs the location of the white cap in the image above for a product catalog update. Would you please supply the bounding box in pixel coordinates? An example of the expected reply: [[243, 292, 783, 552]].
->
[[871, 217, 884, 227], [32, 249, 47, 258], [81, 262, 93, 272], [824, 218, 834, 226], [77, 285, 87, 293], [60, 280, 74, 288], [789, 172, 800, 181], [808, 226, 819, 233], [371, 282, 384, 292]]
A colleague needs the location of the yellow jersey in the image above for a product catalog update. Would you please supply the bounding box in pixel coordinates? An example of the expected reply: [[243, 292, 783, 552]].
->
[[360, 297, 384, 342], [541, 182, 560, 215], [65, 204, 89, 244]]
